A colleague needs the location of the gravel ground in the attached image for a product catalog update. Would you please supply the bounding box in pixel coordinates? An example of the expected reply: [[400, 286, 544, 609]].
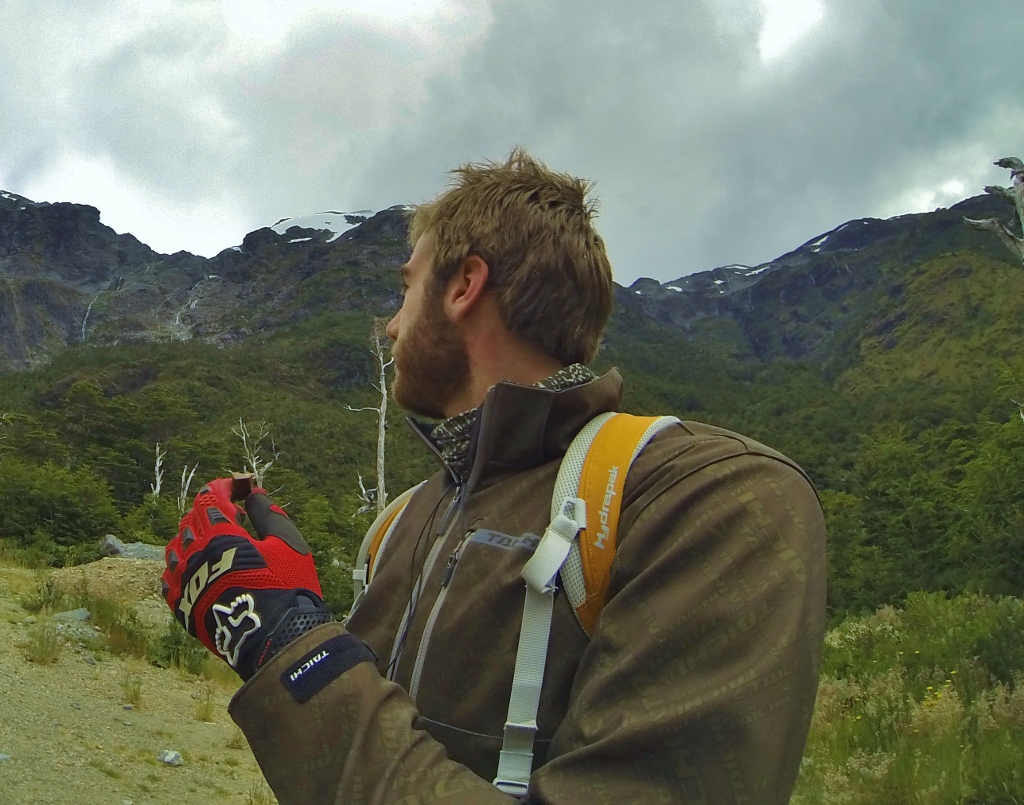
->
[[0, 561, 276, 805]]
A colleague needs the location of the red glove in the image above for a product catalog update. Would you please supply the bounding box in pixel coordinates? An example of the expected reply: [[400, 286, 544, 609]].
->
[[162, 478, 334, 680]]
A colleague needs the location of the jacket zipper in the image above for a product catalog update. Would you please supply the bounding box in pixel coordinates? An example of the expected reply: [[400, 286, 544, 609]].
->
[[385, 486, 462, 681], [394, 398, 492, 689], [407, 530, 474, 702], [405, 402, 494, 700]]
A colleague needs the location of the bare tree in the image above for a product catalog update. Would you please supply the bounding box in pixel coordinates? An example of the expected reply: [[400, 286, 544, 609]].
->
[[150, 443, 166, 497], [345, 318, 394, 514], [355, 473, 376, 516], [177, 463, 199, 516], [231, 418, 280, 489], [964, 157, 1024, 265]]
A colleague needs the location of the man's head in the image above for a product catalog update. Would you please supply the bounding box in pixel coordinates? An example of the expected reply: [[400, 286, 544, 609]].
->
[[409, 147, 613, 365], [387, 147, 614, 418]]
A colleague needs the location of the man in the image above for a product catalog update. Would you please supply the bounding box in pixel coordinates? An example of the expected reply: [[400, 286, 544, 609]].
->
[[163, 148, 826, 804]]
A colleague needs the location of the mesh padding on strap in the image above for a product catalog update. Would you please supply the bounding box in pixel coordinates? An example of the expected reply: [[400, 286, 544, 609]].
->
[[561, 544, 586, 612]]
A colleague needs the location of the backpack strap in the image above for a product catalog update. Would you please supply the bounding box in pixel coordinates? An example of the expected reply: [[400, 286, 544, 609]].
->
[[568, 414, 680, 633], [493, 413, 679, 796], [350, 482, 426, 614]]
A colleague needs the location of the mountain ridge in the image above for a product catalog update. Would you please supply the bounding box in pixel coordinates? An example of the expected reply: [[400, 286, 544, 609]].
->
[[0, 187, 1013, 373]]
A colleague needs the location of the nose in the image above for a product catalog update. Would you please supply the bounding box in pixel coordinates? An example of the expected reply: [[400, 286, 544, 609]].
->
[[386, 310, 400, 341]]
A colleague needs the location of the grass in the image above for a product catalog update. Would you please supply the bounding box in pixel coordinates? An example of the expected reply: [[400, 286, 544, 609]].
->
[[194, 682, 216, 722], [202, 653, 243, 688], [23, 619, 61, 664], [21, 571, 149, 656], [68, 576, 148, 657], [88, 759, 122, 780], [226, 727, 249, 750], [793, 593, 1024, 804], [20, 571, 67, 613], [244, 779, 277, 805], [120, 671, 143, 707]]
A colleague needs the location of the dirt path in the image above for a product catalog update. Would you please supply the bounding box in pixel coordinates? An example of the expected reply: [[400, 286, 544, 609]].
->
[[0, 561, 276, 805]]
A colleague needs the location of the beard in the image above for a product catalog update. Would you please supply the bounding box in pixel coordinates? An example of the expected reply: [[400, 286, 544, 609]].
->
[[391, 294, 470, 420]]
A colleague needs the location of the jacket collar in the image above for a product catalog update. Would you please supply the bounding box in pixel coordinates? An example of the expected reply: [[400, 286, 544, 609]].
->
[[409, 369, 623, 491]]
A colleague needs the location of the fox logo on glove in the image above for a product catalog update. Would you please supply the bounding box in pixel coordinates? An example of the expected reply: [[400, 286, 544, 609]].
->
[[212, 593, 262, 668]]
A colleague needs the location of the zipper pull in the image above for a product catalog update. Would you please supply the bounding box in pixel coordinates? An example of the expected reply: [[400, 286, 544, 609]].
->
[[441, 551, 459, 587], [441, 529, 473, 588]]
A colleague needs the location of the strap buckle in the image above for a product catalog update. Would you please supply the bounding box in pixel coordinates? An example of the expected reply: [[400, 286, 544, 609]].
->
[[493, 720, 538, 797], [521, 497, 585, 593]]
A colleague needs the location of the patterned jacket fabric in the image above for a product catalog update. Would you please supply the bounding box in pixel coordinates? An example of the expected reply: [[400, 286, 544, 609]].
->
[[228, 369, 827, 804]]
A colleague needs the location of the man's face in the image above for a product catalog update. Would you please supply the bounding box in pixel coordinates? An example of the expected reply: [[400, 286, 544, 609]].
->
[[386, 233, 470, 419]]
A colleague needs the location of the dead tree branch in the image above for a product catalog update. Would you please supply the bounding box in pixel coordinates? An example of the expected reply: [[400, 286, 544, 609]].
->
[[177, 463, 199, 515], [232, 418, 280, 489], [964, 156, 1024, 265], [150, 443, 166, 497], [345, 319, 392, 514]]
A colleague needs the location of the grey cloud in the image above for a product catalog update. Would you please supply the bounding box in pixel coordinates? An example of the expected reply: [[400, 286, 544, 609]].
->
[[352, 0, 1024, 282], [0, 0, 448, 227], [0, 0, 1019, 281]]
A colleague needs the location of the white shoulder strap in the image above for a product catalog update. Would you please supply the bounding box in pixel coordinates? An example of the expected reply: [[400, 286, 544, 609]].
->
[[492, 414, 613, 796], [492, 413, 678, 796]]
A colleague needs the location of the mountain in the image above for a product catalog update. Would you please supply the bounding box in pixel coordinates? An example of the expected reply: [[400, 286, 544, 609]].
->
[[2, 185, 1023, 617], [0, 191, 409, 370], [1, 187, 1012, 375], [613, 194, 1016, 372]]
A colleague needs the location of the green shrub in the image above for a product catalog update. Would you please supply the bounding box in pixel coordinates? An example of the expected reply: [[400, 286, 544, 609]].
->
[[822, 592, 1024, 693], [0, 456, 118, 564], [147, 618, 208, 675], [796, 594, 1024, 804], [20, 571, 68, 613], [120, 494, 181, 544]]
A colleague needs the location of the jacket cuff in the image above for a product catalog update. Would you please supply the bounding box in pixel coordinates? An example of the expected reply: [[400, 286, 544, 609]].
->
[[230, 621, 367, 710]]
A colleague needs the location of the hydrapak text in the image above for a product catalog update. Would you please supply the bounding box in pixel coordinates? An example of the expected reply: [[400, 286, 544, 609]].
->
[[595, 466, 619, 550]]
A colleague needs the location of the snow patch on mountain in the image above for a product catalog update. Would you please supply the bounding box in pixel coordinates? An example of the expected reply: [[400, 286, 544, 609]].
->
[[809, 234, 829, 252], [270, 210, 375, 240]]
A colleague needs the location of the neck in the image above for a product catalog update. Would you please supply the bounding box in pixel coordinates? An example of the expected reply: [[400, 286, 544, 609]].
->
[[443, 354, 565, 418]]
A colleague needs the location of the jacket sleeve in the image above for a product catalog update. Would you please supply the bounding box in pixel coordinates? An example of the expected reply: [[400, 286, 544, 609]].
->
[[228, 622, 513, 804], [229, 450, 826, 804], [531, 450, 827, 804]]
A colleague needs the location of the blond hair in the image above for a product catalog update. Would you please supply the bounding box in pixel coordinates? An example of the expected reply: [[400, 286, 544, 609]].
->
[[408, 147, 613, 365]]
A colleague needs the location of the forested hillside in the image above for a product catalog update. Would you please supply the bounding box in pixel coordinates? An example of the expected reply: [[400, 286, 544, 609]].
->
[[2, 190, 1023, 621]]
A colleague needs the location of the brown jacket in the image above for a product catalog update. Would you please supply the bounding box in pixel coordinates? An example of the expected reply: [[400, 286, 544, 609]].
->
[[229, 370, 826, 804]]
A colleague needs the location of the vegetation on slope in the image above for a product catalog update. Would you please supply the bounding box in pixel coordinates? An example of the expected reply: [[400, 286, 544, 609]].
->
[[794, 593, 1024, 805]]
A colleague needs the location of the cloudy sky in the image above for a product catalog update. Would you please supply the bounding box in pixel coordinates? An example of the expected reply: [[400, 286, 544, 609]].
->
[[1, 0, 1020, 284]]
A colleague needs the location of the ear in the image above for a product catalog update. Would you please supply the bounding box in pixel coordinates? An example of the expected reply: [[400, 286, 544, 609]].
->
[[443, 255, 490, 323]]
